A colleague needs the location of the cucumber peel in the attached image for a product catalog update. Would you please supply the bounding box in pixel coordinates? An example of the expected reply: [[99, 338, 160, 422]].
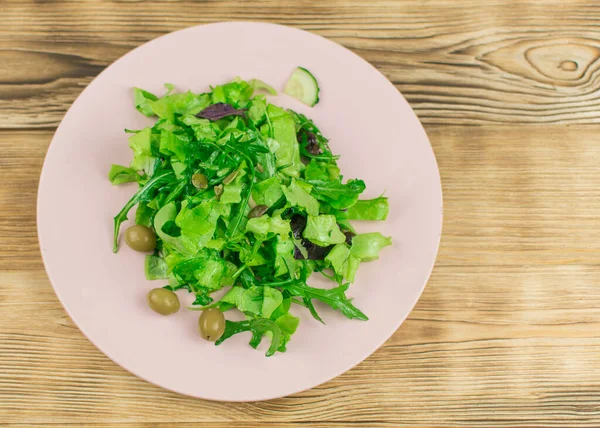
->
[[284, 67, 320, 107]]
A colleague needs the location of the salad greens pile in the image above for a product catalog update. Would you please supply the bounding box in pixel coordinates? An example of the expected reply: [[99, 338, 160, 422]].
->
[[110, 77, 391, 356]]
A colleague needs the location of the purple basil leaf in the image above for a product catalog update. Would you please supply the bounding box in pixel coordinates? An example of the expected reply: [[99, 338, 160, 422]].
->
[[290, 214, 307, 240], [302, 239, 333, 260], [196, 103, 247, 121], [343, 230, 355, 245], [298, 130, 321, 155]]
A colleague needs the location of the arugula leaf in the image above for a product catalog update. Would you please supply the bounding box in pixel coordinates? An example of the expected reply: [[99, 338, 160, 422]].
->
[[223, 142, 256, 238], [135, 202, 154, 227], [215, 318, 283, 357], [306, 178, 366, 210], [284, 281, 367, 321], [346, 197, 389, 221], [113, 171, 174, 252]]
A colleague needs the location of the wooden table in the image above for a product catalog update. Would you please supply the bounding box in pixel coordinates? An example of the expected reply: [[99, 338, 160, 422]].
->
[[2, 1, 600, 426]]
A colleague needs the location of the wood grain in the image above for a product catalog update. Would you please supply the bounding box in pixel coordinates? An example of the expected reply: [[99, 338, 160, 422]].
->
[[3, 0, 600, 426], [2, 126, 600, 426], [4, 1, 600, 127], [2, 265, 600, 426]]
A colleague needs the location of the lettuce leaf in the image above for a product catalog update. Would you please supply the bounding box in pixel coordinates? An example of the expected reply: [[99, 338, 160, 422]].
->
[[302, 215, 346, 247], [220, 285, 283, 318], [274, 312, 299, 352], [245, 215, 290, 240], [175, 201, 230, 254], [108, 164, 139, 185], [346, 197, 389, 221], [180, 115, 218, 141], [252, 176, 283, 207], [128, 127, 155, 175], [159, 128, 187, 162], [324, 243, 351, 276], [151, 91, 211, 121], [172, 250, 236, 290], [220, 169, 246, 204], [283, 179, 319, 216], [133, 88, 158, 117], [351, 232, 392, 262], [211, 79, 254, 106], [274, 236, 296, 277], [267, 105, 303, 177], [145, 255, 169, 280]]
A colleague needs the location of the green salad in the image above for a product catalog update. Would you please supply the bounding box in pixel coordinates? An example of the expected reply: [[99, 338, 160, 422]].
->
[[110, 75, 391, 356]]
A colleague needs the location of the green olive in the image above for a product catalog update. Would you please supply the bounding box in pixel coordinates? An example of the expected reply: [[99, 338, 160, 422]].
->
[[222, 169, 239, 185], [192, 173, 208, 189], [147, 288, 180, 315], [198, 308, 226, 341], [124, 225, 156, 252], [248, 204, 269, 218]]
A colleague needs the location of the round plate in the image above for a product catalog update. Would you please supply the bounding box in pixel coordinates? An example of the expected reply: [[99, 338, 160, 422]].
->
[[38, 22, 442, 401]]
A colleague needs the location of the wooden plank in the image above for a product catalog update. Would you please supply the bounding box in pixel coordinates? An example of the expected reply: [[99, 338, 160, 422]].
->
[[1, 265, 600, 426], [3, 125, 600, 270], [0, 131, 47, 271], [3, 425, 404, 428], [4, 425, 402, 428], [2, 1, 600, 127]]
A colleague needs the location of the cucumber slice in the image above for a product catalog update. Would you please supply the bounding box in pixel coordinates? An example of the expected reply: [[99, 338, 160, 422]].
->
[[283, 67, 320, 107]]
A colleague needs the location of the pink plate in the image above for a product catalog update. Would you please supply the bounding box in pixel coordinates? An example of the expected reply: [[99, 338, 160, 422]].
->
[[37, 22, 442, 401]]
